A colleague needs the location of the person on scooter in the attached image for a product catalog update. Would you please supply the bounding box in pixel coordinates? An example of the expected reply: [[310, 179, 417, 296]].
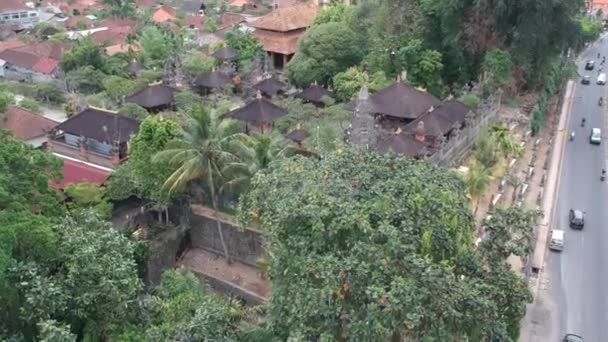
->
[[602, 169, 606, 181], [582, 118, 586, 126], [600, 96, 603, 106]]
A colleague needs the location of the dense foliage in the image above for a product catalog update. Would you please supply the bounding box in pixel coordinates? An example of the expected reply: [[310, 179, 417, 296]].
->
[[287, 22, 364, 87], [240, 149, 535, 340]]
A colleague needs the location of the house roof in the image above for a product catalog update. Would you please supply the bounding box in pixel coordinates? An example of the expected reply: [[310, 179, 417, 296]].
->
[[252, 77, 286, 97], [152, 6, 176, 23], [286, 128, 309, 142], [0, 0, 30, 12], [0, 39, 26, 54], [218, 13, 247, 30], [0, 106, 57, 141], [403, 99, 470, 137], [369, 80, 442, 119], [185, 15, 205, 29], [253, 29, 302, 55], [125, 84, 177, 109], [31, 57, 59, 74], [250, 3, 317, 32], [403, 112, 444, 137], [213, 47, 238, 60], [222, 98, 287, 125], [52, 159, 111, 190], [0, 49, 59, 74], [14, 41, 69, 60], [90, 27, 130, 46], [194, 71, 232, 88], [55, 107, 140, 143], [295, 84, 334, 104], [376, 132, 432, 158]]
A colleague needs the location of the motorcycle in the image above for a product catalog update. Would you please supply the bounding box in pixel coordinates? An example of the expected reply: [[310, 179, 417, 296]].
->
[[570, 132, 575, 141], [582, 118, 586, 127], [600, 97, 604, 106]]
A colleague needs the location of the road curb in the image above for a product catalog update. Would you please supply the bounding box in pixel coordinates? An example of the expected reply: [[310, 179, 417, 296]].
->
[[530, 80, 575, 298]]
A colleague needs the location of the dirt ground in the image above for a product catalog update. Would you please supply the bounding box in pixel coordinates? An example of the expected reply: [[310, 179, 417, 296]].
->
[[180, 247, 271, 299]]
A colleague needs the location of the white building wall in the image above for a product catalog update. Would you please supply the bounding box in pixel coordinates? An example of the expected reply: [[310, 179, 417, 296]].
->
[[0, 9, 39, 28]]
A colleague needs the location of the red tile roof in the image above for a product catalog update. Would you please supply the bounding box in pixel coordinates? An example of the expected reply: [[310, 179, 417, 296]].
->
[[0, 49, 59, 74], [218, 13, 246, 30], [0, 106, 57, 141], [52, 159, 111, 190], [0, 39, 26, 53], [90, 27, 130, 46], [0, 0, 30, 12], [13, 41, 70, 60], [152, 6, 176, 23], [185, 15, 205, 29], [250, 3, 317, 32], [31, 57, 59, 74], [254, 29, 303, 55]]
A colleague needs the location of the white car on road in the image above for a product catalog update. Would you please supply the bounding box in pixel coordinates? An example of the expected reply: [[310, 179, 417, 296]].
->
[[590, 128, 601, 145]]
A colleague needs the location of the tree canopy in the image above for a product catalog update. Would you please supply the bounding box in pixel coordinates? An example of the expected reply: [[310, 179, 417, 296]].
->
[[239, 149, 534, 340], [287, 22, 364, 87]]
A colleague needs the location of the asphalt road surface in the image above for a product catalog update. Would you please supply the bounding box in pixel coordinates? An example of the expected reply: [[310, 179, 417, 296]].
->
[[548, 40, 608, 341]]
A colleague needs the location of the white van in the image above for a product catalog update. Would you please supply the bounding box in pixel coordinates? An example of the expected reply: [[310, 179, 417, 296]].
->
[[590, 128, 601, 145], [598, 73, 607, 85], [549, 229, 565, 251]]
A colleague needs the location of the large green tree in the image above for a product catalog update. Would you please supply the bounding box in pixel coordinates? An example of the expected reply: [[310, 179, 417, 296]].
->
[[126, 270, 240, 341], [60, 38, 105, 73], [287, 22, 364, 87], [239, 149, 533, 340], [10, 213, 142, 339]]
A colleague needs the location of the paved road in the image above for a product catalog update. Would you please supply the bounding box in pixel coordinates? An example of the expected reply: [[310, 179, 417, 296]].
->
[[547, 40, 608, 341]]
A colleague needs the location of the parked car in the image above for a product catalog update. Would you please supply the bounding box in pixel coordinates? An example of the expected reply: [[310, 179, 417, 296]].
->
[[569, 209, 585, 229], [549, 229, 565, 251], [563, 333, 583, 342], [582, 75, 591, 84], [586, 60, 595, 70], [598, 72, 606, 85], [590, 128, 601, 145]]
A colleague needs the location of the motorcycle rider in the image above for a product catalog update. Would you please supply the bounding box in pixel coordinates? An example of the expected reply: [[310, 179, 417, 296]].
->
[[600, 96, 604, 106], [582, 117, 586, 126]]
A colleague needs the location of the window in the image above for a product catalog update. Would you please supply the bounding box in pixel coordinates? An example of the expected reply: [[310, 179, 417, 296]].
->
[[30, 12, 37, 17], [20, 12, 28, 18], [12, 14, 19, 19]]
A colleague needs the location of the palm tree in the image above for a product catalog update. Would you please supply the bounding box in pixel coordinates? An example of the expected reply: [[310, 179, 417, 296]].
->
[[153, 105, 247, 262], [465, 159, 492, 216], [222, 134, 295, 194], [489, 125, 524, 158]]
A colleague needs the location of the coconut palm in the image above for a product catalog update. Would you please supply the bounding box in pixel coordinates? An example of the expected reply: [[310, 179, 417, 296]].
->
[[489, 125, 524, 158], [153, 105, 247, 262], [465, 158, 492, 216], [222, 134, 296, 194]]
